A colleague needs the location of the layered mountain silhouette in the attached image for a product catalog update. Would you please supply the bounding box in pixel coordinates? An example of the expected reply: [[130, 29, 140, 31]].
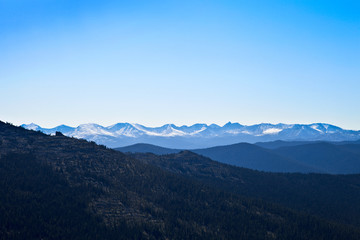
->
[[2, 121, 360, 239], [21, 122, 360, 148], [116, 141, 360, 174]]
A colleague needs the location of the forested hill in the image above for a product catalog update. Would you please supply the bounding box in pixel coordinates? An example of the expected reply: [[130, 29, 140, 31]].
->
[[1, 121, 360, 239], [130, 151, 360, 228]]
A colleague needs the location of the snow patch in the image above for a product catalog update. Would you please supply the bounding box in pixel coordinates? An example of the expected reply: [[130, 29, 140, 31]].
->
[[263, 128, 283, 135], [22, 123, 40, 131], [310, 125, 323, 133]]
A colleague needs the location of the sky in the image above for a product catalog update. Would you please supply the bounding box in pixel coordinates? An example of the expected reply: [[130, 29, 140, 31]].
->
[[0, 0, 359, 129]]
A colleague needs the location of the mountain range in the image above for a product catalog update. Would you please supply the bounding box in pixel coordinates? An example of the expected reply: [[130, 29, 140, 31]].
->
[[2, 121, 360, 239], [21, 122, 360, 148]]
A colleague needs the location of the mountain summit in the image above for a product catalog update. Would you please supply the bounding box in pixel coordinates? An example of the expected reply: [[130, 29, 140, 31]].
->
[[21, 122, 360, 148]]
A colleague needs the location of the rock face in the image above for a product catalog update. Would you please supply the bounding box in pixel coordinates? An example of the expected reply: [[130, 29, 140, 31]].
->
[[21, 122, 360, 148]]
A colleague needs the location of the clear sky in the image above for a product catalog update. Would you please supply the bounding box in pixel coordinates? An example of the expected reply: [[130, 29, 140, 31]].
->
[[1, 0, 359, 129]]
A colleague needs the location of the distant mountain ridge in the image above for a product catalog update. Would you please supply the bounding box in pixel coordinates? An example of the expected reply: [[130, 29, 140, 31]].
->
[[116, 141, 360, 174], [21, 122, 360, 148]]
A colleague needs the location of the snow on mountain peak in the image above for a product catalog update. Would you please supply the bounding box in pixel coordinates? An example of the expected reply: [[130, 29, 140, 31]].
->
[[72, 123, 114, 138], [263, 128, 283, 135], [21, 123, 40, 131], [20, 122, 360, 148], [310, 124, 324, 133]]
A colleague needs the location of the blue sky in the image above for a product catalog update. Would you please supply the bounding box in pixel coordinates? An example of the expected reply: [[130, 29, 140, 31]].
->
[[1, 0, 359, 129]]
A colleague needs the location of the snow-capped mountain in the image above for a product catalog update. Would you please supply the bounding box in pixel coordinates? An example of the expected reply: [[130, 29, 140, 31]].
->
[[20, 122, 360, 149]]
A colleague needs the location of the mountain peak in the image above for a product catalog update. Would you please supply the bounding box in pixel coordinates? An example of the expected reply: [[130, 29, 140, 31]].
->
[[223, 122, 243, 128], [21, 123, 40, 130]]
